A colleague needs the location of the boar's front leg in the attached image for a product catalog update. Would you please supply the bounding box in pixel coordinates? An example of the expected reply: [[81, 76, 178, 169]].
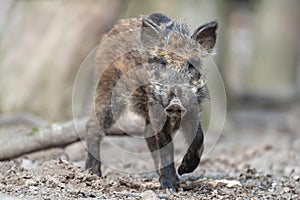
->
[[178, 124, 204, 175], [156, 122, 179, 190], [144, 126, 160, 174]]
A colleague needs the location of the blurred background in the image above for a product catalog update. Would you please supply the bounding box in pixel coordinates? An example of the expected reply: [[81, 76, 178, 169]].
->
[[0, 0, 299, 130], [1, 0, 300, 192]]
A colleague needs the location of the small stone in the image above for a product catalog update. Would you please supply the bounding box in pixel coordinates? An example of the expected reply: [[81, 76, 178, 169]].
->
[[25, 179, 37, 186], [243, 179, 260, 188], [283, 187, 290, 193], [293, 175, 300, 181], [140, 190, 159, 200], [20, 159, 38, 170]]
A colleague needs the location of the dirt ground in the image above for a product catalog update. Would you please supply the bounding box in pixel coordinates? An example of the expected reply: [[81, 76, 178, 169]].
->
[[0, 108, 300, 199]]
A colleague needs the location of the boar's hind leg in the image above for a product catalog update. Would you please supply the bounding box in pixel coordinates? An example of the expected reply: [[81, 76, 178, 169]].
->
[[178, 124, 204, 175], [85, 117, 103, 176], [85, 99, 118, 176]]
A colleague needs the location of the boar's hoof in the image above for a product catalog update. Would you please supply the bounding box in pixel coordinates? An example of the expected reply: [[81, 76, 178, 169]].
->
[[178, 154, 200, 175], [159, 174, 179, 191], [86, 156, 102, 176]]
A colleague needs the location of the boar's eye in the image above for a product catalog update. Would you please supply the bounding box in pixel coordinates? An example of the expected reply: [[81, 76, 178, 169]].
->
[[187, 62, 195, 74], [187, 61, 206, 90], [187, 62, 201, 78]]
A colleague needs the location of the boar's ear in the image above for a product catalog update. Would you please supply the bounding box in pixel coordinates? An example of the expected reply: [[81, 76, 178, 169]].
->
[[141, 17, 162, 43], [192, 20, 218, 53], [147, 13, 171, 25]]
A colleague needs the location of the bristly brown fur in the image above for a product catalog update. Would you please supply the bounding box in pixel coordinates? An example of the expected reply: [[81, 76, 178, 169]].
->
[[85, 13, 218, 191]]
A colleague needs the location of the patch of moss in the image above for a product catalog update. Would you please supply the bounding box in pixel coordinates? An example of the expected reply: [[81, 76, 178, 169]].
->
[[26, 127, 39, 136]]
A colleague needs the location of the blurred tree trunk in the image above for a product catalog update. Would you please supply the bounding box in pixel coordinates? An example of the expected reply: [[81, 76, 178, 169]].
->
[[217, 0, 300, 108], [215, 0, 258, 109], [295, 30, 300, 100], [0, 0, 127, 121], [248, 0, 300, 100]]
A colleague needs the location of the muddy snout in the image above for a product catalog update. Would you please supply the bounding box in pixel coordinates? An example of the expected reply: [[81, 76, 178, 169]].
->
[[164, 98, 187, 117]]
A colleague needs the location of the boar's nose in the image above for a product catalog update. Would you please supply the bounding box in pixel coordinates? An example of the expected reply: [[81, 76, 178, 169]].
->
[[165, 103, 187, 117]]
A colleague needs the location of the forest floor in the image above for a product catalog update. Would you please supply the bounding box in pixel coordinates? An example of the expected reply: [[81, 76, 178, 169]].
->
[[0, 108, 300, 199]]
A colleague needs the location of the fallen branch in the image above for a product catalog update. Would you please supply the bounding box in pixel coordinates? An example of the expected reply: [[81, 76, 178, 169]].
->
[[0, 112, 48, 127], [0, 116, 132, 160], [0, 118, 88, 160]]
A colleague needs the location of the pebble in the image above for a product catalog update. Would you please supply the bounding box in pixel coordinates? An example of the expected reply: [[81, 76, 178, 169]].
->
[[293, 175, 300, 181], [140, 190, 159, 200], [25, 179, 37, 186], [20, 159, 38, 170], [243, 179, 260, 188]]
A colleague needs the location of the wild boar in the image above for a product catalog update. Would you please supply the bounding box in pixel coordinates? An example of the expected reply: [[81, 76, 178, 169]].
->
[[85, 13, 217, 190]]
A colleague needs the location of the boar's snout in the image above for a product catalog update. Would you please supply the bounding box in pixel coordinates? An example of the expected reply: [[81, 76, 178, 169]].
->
[[164, 102, 187, 117]]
